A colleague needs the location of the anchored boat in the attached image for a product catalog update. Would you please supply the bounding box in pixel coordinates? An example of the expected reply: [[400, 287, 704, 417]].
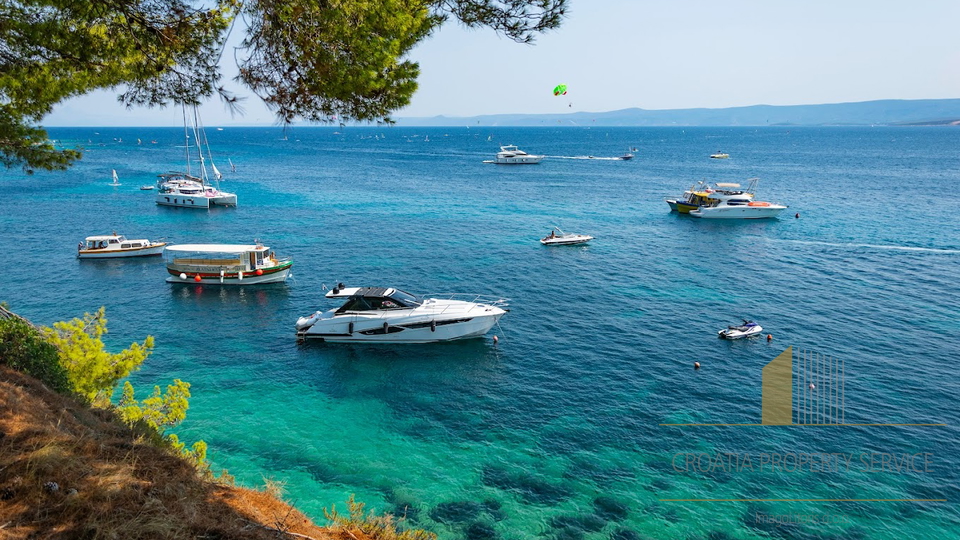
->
[[164, 243, 292, 284], [296, 285, 508, 343]]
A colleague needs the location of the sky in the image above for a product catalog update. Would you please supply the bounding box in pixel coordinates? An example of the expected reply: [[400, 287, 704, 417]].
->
[[44, 0, 960, 126]]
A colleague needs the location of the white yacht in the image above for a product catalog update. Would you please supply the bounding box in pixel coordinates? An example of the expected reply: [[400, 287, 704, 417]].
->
[[156, 172, 237, 208], [164, 243, 292, 284], [156, 105, 237, 209], [295, 285, 508, 343], [78, 234, 166, 259], [484, 145, 544, 165], [540, 227, 594, 246], [688, 179, 787, 219]]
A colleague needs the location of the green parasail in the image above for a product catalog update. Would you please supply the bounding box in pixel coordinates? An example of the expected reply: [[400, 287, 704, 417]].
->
[[553, 84, 568, 96]]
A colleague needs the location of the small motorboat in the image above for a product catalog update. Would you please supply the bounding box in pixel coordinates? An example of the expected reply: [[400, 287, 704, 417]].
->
[[540, 227, 594, 246], [140, 185, 155, 190], [710, 152, 730, 159], [78, 233, 166, 259], [620, 153, 634, 160], [718, 320, 763, 339]]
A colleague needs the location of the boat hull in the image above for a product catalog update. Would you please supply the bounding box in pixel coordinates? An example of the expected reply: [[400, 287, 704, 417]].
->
[[666, 199, 700, 213], [78, 244, 166, 259], [299, 312, 503, 344], [540, 236, 593, 245], [490, 156, 543, 164], [690, 206, 786, 219], [165, 263, 292, 284], [156, 194, 211, 208]]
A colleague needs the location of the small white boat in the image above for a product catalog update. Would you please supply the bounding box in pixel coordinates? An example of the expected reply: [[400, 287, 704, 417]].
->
[[78, 234, 165, 259], [688, 178, 787, 219], [710, 152, 730, 159], [140, 185, 154, 190], [295, 285, 508, 343], [540, 227, 593, 246], [620, 153, 635, 160], [164, 242, 292, 284], [110, 169, 121, 186], [718, 321, 763, 339], [484, 145, 544, 165]]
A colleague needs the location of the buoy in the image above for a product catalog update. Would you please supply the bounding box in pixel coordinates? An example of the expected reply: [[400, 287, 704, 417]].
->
[[809, 383, 816, 390], [694, 361, 701, 370], [430, 320, 437, 332], [493, 335, 499, 344], [179, 272, 187, 280], [255, 269, 263, 276], [382, 322, 389, 333], [194, 275, 202, 282], [766, 334, 773, 341], [220, 269, 225, 283], [348, 322, 354, 335], [795, 212, 800, 218], [238, 271, 243, 280]]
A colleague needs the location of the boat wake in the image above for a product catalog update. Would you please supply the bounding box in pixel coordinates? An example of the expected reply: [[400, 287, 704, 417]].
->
[[773, 238, 960, 255], [547, 155, 625, 161]]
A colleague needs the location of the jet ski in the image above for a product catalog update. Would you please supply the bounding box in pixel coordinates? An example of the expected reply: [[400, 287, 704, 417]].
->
[[718, 320, 763, 339]]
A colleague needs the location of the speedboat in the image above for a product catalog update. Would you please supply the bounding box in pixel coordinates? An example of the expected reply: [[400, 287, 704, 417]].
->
[[164, 242, 292, 284], [710, 152, 729, 159], [688, 178, 787, 219], [540, 227, 593, 246], [78, 233, 166, 259], [718, 320, 763, 339], [483, 145, 544, 165], [620, 153, 634, 160], [140, 185, 155, 190], [295, 285, 508, 343]]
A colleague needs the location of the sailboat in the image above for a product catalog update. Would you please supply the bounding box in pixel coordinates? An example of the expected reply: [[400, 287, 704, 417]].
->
[[228, 158, 236, 172], [110, 170, 121, 186], [156, 105, 237, 209]]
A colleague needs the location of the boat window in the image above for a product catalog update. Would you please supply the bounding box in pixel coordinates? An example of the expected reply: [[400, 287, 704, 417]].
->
[[336, 296, 377, 313], [121, 244, 131, 249], [389, 290, 422, 307], [109, 239, 119, 244]]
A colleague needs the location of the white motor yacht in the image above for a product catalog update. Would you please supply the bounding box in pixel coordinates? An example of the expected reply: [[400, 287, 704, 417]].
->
[[484, 145, 544, 165], [295, 285, 508, 343], [540, 227, 594, 246], [78, 233, 166, 259], [688, 178, 787, 219]]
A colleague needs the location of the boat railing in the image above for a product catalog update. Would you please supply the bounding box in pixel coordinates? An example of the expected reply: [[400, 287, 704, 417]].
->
[[422, 293, 510, 310]]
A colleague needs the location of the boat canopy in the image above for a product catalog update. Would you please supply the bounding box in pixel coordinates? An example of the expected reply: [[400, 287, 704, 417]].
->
[[715, 183, 740, 188], [165, 244, 267, 254], [84, 235, 125, 241]]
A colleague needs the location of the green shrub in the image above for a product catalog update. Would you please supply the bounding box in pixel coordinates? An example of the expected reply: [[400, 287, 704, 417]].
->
[[0, 316, 70, 394]]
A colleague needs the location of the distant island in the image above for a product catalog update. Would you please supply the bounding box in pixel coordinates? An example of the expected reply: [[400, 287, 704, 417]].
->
[[395, 98, 960, 127]]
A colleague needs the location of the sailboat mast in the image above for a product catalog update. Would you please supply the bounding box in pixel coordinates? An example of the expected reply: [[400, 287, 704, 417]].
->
[[182, 104, 191, 177], [191, 106, 207, 185]]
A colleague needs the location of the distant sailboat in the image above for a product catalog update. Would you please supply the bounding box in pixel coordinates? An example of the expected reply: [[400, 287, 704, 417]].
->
[[110, 169, 121, 186], [228, 158, 236, 172]]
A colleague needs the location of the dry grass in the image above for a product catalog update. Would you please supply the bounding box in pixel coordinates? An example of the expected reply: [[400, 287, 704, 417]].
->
[[0, 366, 371, 540]]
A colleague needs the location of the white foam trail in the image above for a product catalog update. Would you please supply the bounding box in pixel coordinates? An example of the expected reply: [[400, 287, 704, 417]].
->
[[775, 238, 960, 254]]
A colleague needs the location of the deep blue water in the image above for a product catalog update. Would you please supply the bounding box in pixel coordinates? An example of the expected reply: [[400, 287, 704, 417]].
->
[[2, 126, 958, 539]]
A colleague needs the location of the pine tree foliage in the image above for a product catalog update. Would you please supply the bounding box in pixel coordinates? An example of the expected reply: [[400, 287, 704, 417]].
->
[[42, 306, 154, 404], [1, 0, 566, 171]]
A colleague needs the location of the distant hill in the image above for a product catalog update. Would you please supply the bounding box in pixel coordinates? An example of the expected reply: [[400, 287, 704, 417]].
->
[[396, 99, 960, 127]]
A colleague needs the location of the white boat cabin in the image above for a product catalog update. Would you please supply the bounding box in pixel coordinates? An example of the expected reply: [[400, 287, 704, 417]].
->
[[83, 234, 151, 250]]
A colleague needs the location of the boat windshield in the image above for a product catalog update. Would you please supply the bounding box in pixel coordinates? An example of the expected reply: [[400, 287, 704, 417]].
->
[[389, 289, 422, 307]]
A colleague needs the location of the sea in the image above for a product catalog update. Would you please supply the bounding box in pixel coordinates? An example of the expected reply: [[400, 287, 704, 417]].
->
[[1, 125, 958, 539]]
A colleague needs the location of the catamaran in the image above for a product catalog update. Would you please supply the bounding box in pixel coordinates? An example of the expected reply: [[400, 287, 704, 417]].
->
[[156, 106, 236, 208]]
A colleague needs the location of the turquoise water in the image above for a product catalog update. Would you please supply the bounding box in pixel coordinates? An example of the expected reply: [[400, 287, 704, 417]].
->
[[2, 126, 958, 539]]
